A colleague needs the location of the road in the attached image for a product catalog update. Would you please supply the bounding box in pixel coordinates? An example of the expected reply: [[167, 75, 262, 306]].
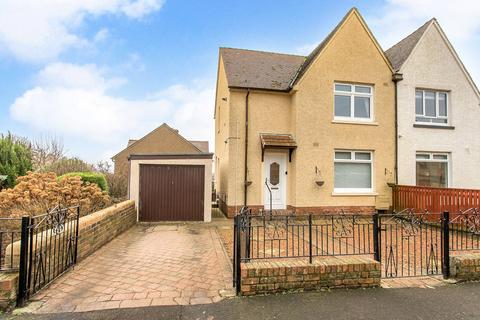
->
[[6, 282, 480, 320]]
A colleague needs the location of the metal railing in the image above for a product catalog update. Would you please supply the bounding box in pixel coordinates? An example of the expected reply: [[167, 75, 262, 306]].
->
[[449, 208, 480, 253], [0, 217, 22, 271], [232, 207, 480, 293]]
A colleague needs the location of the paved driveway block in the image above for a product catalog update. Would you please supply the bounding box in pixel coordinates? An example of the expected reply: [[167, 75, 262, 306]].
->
[[28, 224, 233, 313]]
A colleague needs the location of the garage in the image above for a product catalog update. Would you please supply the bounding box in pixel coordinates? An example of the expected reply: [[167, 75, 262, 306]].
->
[[139, 164, 205, 221], [128, 154, 213, 222]]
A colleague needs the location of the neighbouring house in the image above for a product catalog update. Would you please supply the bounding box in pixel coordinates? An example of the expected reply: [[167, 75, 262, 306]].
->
[[112, 123, 213, 222], [386, 19, 480, 188], [214, 8, 396, 217]]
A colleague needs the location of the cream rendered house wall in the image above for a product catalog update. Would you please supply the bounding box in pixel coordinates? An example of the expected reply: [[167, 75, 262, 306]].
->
[[396, 23, 480, 188], [215, 10, 396, 214], [227, 90, 293, 210], [291, 11, 395, 208], [214, 56, 231, 206]]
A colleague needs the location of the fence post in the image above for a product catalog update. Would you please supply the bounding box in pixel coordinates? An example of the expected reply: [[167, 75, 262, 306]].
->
[[373, 212, 381, 262], [74, 206, 80, 264], [17, 216, 31, 307], [245, 214, 251, 261], [308, 214, 313, 264], [442, 211, 450, 279], [235, 215, 241, 295], [232, 215, 237, 288]]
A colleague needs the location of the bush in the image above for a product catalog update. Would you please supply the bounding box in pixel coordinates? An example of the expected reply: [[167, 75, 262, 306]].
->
[[60, 172, 109, 192], [0, 133, 32, 188], [104, 173, 127, 201], [94, 161, 127, 200], [44, 157, 93, 176], [0, 172, 110, 217]]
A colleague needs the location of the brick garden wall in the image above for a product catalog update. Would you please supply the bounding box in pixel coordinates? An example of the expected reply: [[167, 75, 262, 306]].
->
[[77, 200, 137, 261], [450, 253, 480, 282], [240, 256, 380, 296]]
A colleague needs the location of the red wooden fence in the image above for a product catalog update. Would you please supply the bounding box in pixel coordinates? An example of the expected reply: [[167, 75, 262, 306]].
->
[[393, 185, 480, 214]]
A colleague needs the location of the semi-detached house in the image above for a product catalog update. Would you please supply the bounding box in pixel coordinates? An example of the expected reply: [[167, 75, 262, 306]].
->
[[214, 8, 396, 217], [386, 19, 480, 189]]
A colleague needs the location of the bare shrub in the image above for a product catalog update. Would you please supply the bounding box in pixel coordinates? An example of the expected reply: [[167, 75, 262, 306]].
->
[[31, 135, 65, 171], [95, 161, 127, 201], [44, 157, 93, 176], [0, 172, 110, 217]]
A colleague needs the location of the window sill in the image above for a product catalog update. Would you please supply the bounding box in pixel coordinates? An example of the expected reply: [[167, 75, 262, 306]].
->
[[413, 124, 455, 130], [331, 192, 379, 197], [332, 120, 379, 126]]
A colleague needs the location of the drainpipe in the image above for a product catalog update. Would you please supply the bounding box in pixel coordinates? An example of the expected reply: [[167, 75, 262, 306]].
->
[[244, 90, 250, 207], [392, 72, 403, 185]]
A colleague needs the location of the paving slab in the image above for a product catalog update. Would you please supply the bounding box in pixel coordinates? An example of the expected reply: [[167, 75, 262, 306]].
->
[[24, 223, 233, 313]]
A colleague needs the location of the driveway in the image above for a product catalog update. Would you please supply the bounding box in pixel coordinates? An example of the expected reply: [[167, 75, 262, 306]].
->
[[25, 223, 233, 313]]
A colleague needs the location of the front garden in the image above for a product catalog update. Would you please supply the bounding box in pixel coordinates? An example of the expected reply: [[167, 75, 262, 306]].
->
[[0, 132, 127, 218]]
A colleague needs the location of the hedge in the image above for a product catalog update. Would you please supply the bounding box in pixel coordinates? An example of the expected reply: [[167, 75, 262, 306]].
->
[[60, 172, 109, 192]]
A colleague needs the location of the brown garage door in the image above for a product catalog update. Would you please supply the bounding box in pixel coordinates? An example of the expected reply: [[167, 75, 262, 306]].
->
[[139, 164, 205, 221]]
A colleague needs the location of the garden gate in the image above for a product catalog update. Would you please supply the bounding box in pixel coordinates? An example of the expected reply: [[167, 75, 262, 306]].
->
[[17, 206, 80, 306]]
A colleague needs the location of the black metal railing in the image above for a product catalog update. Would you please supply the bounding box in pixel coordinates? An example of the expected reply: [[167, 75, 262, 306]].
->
[[232, 207, 480, 293], [377, 210, 446, 278], [449, 208, 480, 252], [233, 209, 376, 293], [16, 206, 80, 306], [0, 218, 22, 271], [240, 212, 375, 262]]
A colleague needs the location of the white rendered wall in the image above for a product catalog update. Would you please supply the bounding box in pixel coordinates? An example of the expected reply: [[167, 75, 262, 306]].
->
[[397, 24, 480, 188]]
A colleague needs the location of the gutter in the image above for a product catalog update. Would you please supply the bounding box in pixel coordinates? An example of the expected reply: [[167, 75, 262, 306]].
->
[[244, 90, 250, 207], [392, 72, 404, 185]]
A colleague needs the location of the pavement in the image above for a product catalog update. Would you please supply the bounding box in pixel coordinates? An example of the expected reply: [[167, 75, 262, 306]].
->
[[24, 222, 233, 313], [5, 281, 480, 320]]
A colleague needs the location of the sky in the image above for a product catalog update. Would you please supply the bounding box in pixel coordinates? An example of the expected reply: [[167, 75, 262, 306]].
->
[[0, 0, 479, 164]]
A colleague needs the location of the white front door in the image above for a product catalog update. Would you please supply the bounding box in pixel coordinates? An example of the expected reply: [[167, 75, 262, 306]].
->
[[264, 153, 287, 210]]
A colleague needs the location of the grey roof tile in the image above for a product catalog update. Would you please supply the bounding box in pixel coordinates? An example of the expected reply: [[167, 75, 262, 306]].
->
[[220, 47, 305, 91], [385, 19, 434, 71]]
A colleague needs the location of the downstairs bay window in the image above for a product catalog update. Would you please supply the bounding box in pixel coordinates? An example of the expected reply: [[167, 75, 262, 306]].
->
[[334, 150, 373, 193]]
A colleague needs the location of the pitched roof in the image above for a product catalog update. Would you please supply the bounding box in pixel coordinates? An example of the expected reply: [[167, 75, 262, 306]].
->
[[127, 139, 137, 147], [260, 133, 297, 148], [189, 140, 209, 153], [111, 123, 203, 160], [385, 19, 434, 71], [220, 47, 305, 91], [219, 8, 392, 91]]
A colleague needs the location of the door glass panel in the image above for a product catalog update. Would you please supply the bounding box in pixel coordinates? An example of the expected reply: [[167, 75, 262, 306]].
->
[[270, 162, 280, 186]]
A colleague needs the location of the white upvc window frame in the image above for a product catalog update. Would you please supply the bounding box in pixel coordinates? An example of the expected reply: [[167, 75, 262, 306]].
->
[[415, 89, 449, 125], [415, 152, 450, 187], [333, 150, 374, 194], [334, 83, 374, 122]]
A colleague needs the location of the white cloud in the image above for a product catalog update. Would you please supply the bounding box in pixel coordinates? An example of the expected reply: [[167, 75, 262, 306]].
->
[[368, 0, 480, 83], [93, 28, 109, 43], [0, 0, 165, 62], [9, 63, 214, 161]]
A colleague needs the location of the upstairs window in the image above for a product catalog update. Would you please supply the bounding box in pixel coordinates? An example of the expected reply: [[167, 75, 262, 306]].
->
[[415, 90, 448, 124], [334, 83, 373, 121]]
